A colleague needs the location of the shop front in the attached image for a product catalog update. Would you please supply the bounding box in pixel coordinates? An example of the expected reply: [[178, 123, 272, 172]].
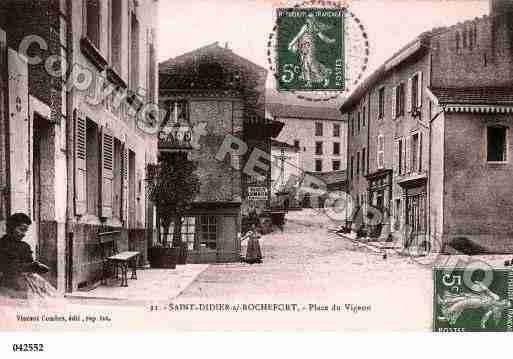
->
[[397, 173, 428, 249], [365, 169, 393, 239]]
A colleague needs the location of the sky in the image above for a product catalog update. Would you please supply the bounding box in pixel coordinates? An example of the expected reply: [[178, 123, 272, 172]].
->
[[157, 0, 489, 96]]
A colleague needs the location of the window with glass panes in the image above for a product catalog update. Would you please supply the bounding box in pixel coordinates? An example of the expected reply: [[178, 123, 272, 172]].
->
[[315, 122, 323, 136], [332, 160, 340, 171], [333, 123, 340, 137], [378, 87, 385, 119], [181, 217, 196, 250], [315, 141, 323, 155], [199, 215, 217, 249], [396, 83, 405, 116], [333, 142, 340, 155], [315, 159, 322, 172]]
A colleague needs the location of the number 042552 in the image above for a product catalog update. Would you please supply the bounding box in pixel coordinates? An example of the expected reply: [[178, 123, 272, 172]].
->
[[12, 344, 44, 352]]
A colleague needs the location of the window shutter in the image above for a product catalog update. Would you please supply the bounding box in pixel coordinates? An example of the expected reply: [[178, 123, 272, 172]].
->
[[418, 132, 423, 172], [8, 49, 30, 215], [407, 77, 412, 112], [74, 110, 87, 215], [417, 71, 423, 109], [406, 136, 412, 174], [391, 86, 397, 119], [121, 139, 129, 224], [394, 140, 399, 176], [100, 126, 114, 218]]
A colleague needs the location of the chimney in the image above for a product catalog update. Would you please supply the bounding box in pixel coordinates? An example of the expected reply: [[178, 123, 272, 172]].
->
[[490, 0, 513, 17]]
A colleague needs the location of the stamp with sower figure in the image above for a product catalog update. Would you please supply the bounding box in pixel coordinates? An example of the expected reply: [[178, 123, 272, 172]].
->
[[276, 7, 345, 91], [433, 267, 513, 332]]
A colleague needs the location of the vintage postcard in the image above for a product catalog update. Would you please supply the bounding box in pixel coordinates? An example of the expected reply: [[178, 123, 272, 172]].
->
[[1, 0, 513, 337]]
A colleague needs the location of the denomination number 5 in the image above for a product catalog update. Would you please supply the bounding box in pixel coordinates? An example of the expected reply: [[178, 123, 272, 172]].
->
[[281, 64, 296, 83]]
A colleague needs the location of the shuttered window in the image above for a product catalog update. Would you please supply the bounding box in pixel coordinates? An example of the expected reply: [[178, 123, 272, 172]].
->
[[391, 85, 397, 119], [350, 156, 354, 180], [333, 123, 340, 137], [356, 151, 360, 175], [111, 0, 122, 73], [395, 83, 405, 117], [130, 12, 140, 91], [377, 135, 385, 169], [378, 87, 385, 119], [418, 132, 423, 172], [121, 141, 129, 224], [148, 28, 157, 102], [332, 160, 340, 171], [412, 133, 419, 172], [333, 142, 340, 155], [113, 138, 123, 219], [394, 138, 403, 176], [407, 78, 412, 113], [129, 150, 136, 227], [362, 148, 366, 175], [406, 136, 412, 174], [315, 159, 322, 172], [86, 119, 100, 215], [411, 72, 422, 111], [315, 141, 323, 155], [74, 111, 87, 215], [100, 127, 114, 218], [315, 122, 323, 136], [85, 0, 101, 49]]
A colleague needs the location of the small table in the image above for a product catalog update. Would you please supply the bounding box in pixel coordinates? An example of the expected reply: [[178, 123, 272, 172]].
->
[[106, 251, 140, 287]]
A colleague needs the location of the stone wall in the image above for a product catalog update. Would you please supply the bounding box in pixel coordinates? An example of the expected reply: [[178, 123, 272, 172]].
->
[[443, 112, 513, 253], [431, 14, 513, 88]]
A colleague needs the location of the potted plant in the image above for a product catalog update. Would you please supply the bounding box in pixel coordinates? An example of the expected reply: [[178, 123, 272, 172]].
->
[[146, 151, 200, 268]]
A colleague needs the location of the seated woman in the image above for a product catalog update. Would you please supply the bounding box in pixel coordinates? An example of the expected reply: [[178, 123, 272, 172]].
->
[[241, 224, 263, 264], [0, 213, 56, 302]]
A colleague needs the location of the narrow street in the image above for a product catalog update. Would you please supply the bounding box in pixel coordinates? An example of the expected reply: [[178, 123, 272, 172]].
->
[[169, 209, 512, 330], [169, 209, 436, 329]]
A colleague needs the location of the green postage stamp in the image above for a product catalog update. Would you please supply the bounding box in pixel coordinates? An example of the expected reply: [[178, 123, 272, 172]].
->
[[433, 268, 513, 332], [276, 8, 345, 91]]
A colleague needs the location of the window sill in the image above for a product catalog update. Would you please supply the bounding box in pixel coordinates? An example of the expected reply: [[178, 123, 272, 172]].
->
[[80, 37, 108, 71], [487, 161, 508, 165]]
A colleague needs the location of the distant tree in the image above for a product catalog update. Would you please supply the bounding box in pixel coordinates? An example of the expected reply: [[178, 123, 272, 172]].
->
[[146, 152, 200, 247]]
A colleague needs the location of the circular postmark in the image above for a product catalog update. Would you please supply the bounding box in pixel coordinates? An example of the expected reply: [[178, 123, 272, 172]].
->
[[267, 0, 370, 102]]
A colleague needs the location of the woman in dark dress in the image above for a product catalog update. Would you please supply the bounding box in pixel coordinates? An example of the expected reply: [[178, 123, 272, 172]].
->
[[0, 213, 56, 302], [242, 224, 263, 264]]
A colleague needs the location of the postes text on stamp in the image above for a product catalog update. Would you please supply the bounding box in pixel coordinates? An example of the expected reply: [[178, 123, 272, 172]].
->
[[433, 267, 513, 332], [276, 8, 344, 91]]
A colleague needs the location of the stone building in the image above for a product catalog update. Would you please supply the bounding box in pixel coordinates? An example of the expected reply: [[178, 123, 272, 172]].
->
[[341, 0, 513, 253], [0, 0, 159, 291], [267, 102, 346, 174], [159, 43, 281, 263]]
